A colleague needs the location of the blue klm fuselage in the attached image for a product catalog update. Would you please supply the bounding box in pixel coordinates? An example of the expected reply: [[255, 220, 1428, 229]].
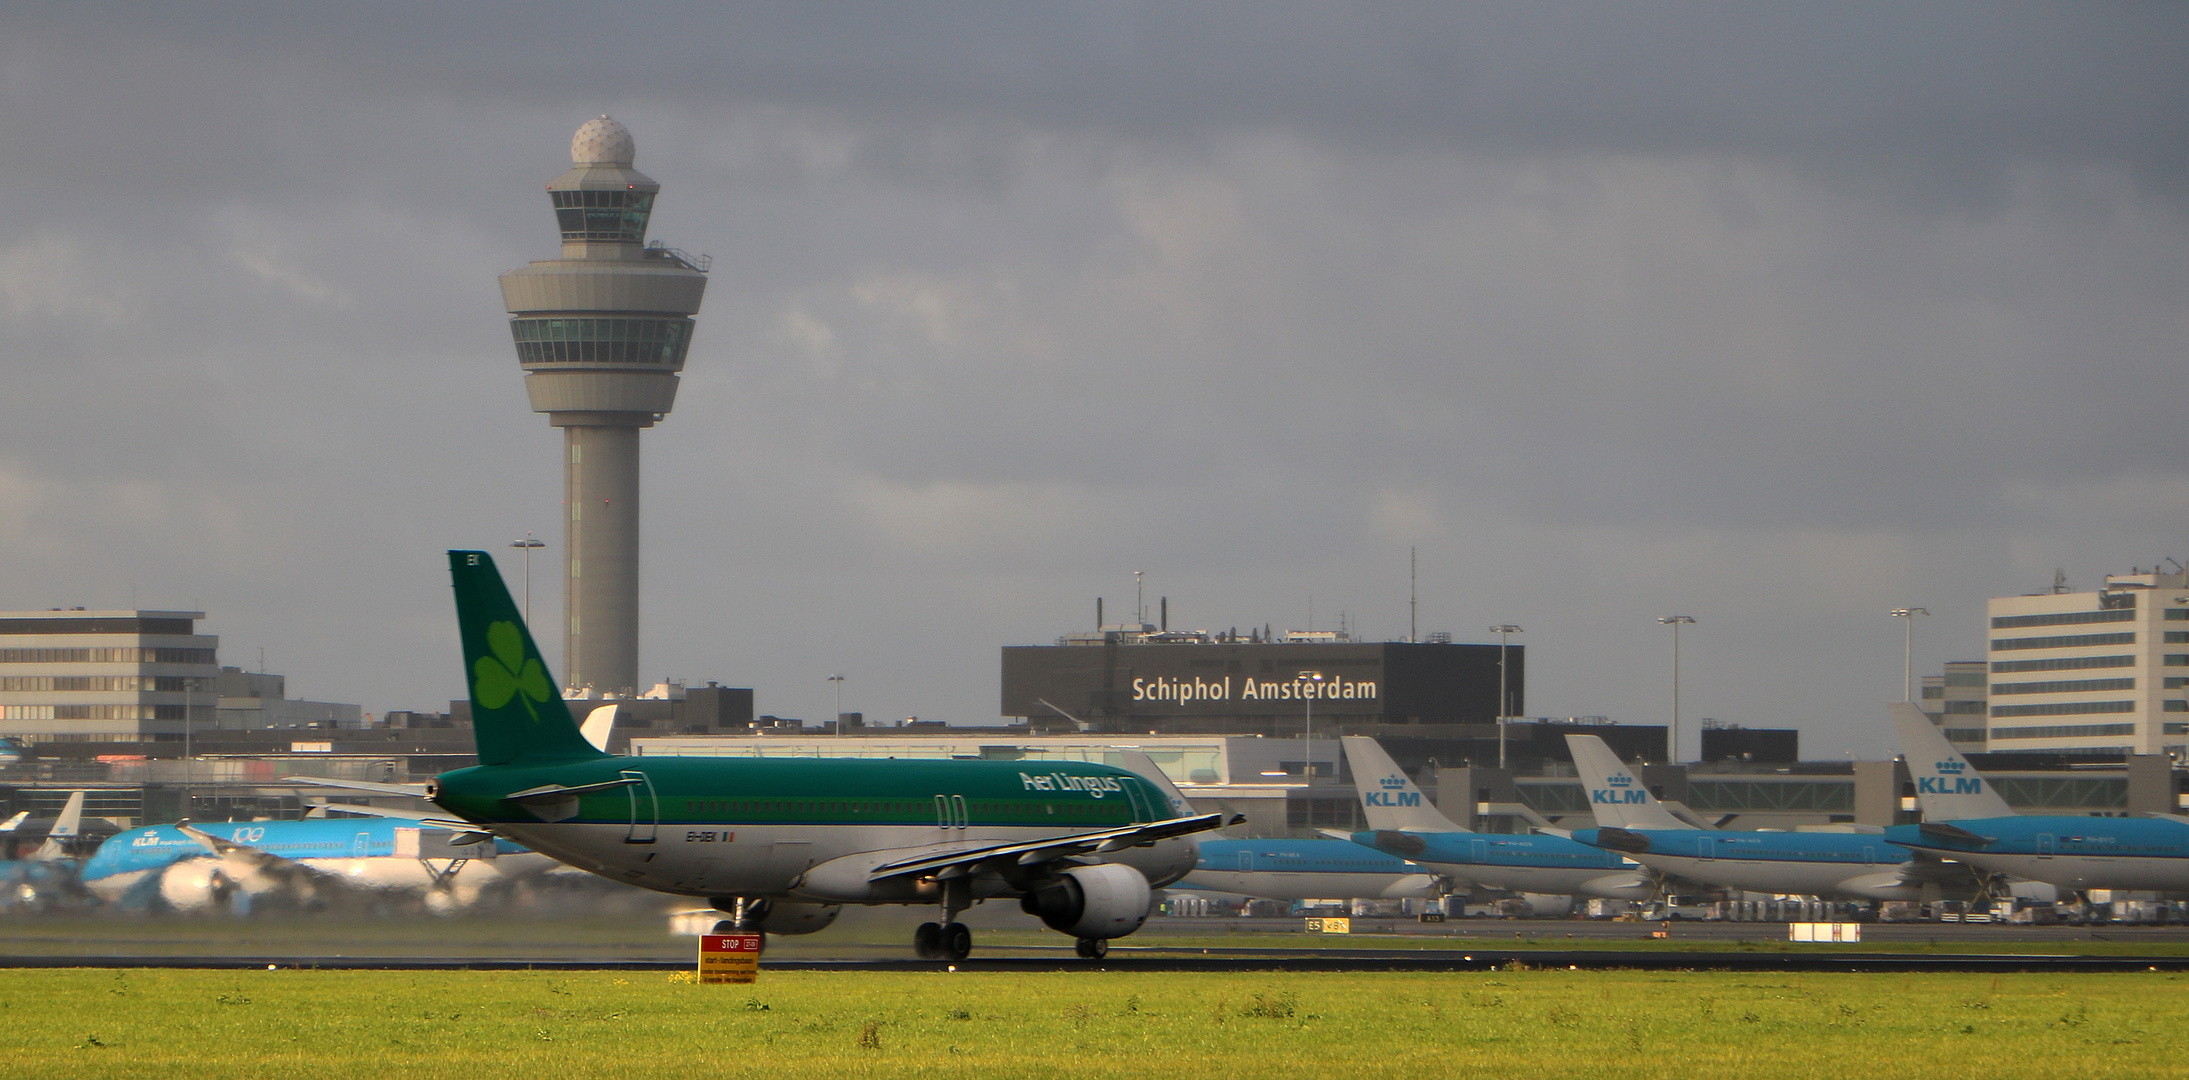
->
[[80, 819, 521, 896], [1348, 829, 1653, 899], [1175, 838, 1439, 901], [1883, 816, 2189, 893], [1571, 827, 1925, 901]]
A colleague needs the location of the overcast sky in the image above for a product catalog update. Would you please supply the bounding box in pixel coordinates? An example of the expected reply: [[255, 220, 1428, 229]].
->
[[1, 4, 2183, 758]]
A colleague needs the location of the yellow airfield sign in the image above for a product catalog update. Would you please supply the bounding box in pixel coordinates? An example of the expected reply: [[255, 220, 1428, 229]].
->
[[699, 933, 762, 983]]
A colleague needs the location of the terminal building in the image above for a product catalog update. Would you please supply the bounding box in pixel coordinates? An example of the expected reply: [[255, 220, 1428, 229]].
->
[[1979, 567, 2189, 758], [1000, 625, 1521, 735]]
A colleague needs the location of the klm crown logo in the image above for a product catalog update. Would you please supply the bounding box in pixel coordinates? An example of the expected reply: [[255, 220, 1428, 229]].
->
[[1592, 773, 1647, 805], [1363, 775, 1421, 808], [1918, 759, 1985, 796]]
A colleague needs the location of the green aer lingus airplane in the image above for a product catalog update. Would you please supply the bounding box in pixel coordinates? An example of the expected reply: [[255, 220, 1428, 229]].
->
[[423, 550, 1228, 960]]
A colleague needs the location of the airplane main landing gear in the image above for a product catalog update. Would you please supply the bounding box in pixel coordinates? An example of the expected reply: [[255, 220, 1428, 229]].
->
[[709, 896, 769, 954], [913, 921, 972, 961], [1074, 937, 1107, 960]]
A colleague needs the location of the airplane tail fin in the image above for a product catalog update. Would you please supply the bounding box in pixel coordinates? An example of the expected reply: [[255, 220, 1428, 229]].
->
[[447, 550, 608, 767], [1564, 735, 1689, 831], [1339, 736, 1467, 833], [1889, 702, 2013, 820], [32, 791, 85, 861]]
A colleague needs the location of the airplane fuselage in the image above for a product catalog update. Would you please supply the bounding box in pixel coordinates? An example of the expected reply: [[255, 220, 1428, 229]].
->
[[1572, 827, 1928, 901], [1883, 817, 2189, 893], [430, 754, 1198, 903], [1350, 830, 1653, 899], [1176, 838, 1440, 901]]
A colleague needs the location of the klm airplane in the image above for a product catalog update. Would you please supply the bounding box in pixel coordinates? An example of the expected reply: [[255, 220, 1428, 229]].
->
[[1175, 838, 1442, 902], [1566, 733, 1961, 901], [1338, 736, 1653, 900], [1882, 703, 2189, 893], [411, 551, 1227, 961], [79, 816, 536, 912]]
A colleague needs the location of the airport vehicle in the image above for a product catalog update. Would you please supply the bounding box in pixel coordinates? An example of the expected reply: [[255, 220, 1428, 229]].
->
[[1882, 703, 2189, 892], [421, 550, 1227, 960], [1338, 736, 1653, 900], [1174, 837, 1442, 902], [1566, 733, 1944, 901], [79, 816, 537, 912]]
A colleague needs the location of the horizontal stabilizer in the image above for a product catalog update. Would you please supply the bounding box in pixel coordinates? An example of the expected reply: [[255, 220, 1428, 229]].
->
[[1918, 820, 1996, 847], [286, 777, 434, 799], [1591, 826, 1652, 854]]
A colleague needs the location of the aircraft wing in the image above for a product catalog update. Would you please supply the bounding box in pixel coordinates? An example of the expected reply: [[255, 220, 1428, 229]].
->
[[286, 777, 434, 798], [866, 812, 1236, 881]]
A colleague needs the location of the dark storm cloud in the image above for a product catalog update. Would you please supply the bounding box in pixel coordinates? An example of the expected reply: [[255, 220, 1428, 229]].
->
[[0, 4, 2181, 755]]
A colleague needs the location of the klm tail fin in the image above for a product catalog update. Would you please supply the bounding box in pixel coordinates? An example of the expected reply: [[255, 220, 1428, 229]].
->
[[1564, 735, 1689, 831], [1889, 702, 2013, 820], [447, 550, 607, 766], [32, 791, 84, 861], [1340, 736, 1468, 833]]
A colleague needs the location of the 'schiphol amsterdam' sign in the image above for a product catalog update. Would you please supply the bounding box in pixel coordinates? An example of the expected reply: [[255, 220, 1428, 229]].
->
[[1130, 673, 1378, 706]]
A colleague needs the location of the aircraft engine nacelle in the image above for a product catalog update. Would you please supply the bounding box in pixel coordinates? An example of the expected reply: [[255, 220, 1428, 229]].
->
[[1020, 863, 1152, 939], [758, 901, 840, 936], [156, 860, 237, 913]]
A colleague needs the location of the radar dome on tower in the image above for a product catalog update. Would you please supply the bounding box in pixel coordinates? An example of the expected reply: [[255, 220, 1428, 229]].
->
[[571, 115, 635, 166]]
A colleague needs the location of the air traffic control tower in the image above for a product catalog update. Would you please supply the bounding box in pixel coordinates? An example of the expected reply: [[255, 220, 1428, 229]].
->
[[499, 117, 707, 696]]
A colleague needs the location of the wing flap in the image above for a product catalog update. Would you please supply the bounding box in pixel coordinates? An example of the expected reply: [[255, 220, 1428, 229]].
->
[[867, 812, 1235, 881]]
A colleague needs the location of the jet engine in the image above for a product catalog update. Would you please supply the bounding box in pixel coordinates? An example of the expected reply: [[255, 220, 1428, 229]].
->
[[1020, 863, 1152, 939]]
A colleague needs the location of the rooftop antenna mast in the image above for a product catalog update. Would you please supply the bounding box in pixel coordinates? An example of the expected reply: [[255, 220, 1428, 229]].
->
[[1135, 571, 1144, 627], [1409, 547, 1417, 643]]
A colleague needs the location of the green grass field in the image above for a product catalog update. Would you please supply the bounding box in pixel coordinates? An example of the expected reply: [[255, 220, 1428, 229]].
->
[[2, 969, 2184, 1079]]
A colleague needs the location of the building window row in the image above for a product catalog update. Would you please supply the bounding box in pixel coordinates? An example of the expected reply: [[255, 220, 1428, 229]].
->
[[2167, 723, 2189, 735], [2167, 700, 2189, 713], [18, 732, 183, 744], [1990, 700, 2136, 719], [1942, 701, 1987, 714], [0, 675, 193, 692], [511, 317, 692, 366], [1990, 722, 2138, 741], [1990, 632, 2135, 652], [549, 188, 654, 243], [1942, 728, 1987, 743], [2168, 609, 2189, 621], [1990, 654, 2134, 674], [1989, 609, 2135, 630], [1991, 677, 2135, 697], [0, 647, 215, 665], [2169, 632, 2189, 644], [0, 704, 187, 720]]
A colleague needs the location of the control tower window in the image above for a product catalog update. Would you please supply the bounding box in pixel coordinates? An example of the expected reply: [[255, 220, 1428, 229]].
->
[[549, 189, 655, 243], [511, 317, 693, 365]]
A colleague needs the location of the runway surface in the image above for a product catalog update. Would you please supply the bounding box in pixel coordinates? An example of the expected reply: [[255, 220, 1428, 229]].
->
[[7, 913, 2188, 972], [3, 949, 2186, 972]]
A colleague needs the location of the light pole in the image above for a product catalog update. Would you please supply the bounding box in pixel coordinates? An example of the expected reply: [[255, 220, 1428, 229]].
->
[[1658, 615, 1695, 763], [827, 674, 845, 736], [1298, 670, 1324, 781], [1889, 607, 1929, 702], [1490, 625, 1523, 770], [510, 535, 546, 625]]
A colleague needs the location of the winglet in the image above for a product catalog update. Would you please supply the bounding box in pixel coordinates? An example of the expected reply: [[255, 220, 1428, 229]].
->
[[1117, 750, 1194, 819], [1890, 702, 2013, 820], [447, 551, 607, 766], [1340, 736, 1467, 833], [1564, 734, 1688, 831]]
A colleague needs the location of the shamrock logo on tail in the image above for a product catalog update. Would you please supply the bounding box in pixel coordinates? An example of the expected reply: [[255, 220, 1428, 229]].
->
[[474, 621, 555, 723]]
